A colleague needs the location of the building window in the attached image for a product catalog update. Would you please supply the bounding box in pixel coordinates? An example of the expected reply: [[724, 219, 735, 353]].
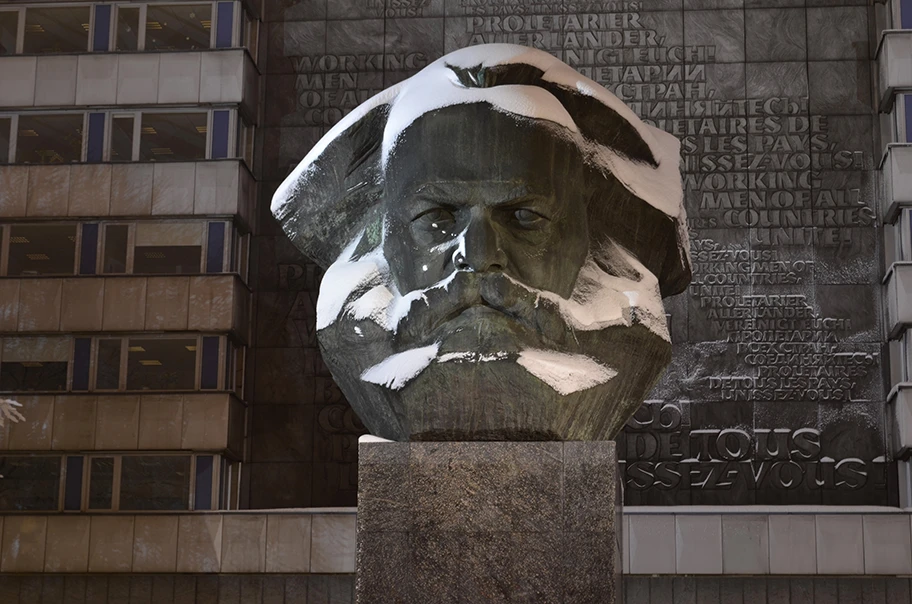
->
[[0, 456, 62, 511], [120, 455, 192, 510], [93, 5, 111, 52], [134, 221, 205, 274], [0, 454, 230, 512], [102, 224, 130, 274], [72, 338, 92, 391], [1, 220, 246, 279], [145, 4, 212, 51], [0, 2, 252, 55], [87, 456, 115, 510], [7, 224, 77, 276], [114, 5, 140, 51], [79, 223, 99, 275], [139, 112, 208, 161], [86, 113, 106, 163], [0, 11, 18, 55], [215, 2, 234, 49], [95, 338, 123, 390], [22, 6, 91, 54], [0, 335, 241, 394], [126, 338, 198, 391], [0, 337, 70, 392], [238, 118, 254, 169], [0, 116, 11, 163], [242, 7, 257, 62], [903, 0, 912, 29], [0, 109, 239, 164], [16, 114, 84, 164], [109, 115, 136, 162]]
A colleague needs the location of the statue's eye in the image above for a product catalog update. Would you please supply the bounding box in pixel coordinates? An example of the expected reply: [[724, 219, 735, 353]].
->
[[412, 207, 457, 235], [512, 208, 547, 228]]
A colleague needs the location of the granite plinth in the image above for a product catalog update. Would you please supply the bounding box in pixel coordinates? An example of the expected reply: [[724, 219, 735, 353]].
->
[[356, 440, 622, 604]]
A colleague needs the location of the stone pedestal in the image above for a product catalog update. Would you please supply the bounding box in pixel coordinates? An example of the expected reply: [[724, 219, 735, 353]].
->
[[356, 439, 622, 604]]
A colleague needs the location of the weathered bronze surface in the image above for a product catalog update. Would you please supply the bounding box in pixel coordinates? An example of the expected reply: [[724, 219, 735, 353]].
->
[[273, 45, 690, 441]]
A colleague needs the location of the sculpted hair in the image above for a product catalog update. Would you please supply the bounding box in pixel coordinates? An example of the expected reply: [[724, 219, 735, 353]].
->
[[272, 46, 692, 297]]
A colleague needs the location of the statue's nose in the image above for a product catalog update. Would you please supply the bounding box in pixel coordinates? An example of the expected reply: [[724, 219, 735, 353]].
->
[[453, 212, 507, 273]]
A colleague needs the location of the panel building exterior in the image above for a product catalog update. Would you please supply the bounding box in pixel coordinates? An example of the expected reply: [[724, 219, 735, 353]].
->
[[0, 0, 911, 602]]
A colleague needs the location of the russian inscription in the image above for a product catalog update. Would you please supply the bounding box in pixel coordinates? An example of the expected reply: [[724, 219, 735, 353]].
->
[[263, 0, 888, 505]]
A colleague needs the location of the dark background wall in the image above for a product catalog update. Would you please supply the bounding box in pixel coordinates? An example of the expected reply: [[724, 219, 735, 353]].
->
[[248, 0, 891, 507]]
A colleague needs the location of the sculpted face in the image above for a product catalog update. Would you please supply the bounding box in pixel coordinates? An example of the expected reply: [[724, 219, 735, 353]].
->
[[271, 44, 691, 441], [314, 106, 674, 441]]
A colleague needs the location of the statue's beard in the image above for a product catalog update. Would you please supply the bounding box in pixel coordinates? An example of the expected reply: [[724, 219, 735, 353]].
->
[[315, 239, 669, 396]]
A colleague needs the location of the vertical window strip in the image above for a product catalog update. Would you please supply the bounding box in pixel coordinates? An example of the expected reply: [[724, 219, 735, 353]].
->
[[210, 110, 230, 159], [72, 338, 92, 391], [195, 455, 214, 510], [903, 95, 912, 144], [93, 5, 111, 52], [215, 2, 234, 48], [86, 113, 106, 162], [79, 223, 99, 275], [206, 222, 226, 273], [200, 336, 220, 389], [64, 456, 84, 511], [903, 0, 912, 29]]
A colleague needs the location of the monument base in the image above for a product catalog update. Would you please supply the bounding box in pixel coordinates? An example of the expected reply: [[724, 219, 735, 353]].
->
[[356, 439, 622, 604]]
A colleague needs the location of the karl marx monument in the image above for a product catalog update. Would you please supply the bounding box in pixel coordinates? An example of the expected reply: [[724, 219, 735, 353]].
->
[[273, 44, 690, 603]]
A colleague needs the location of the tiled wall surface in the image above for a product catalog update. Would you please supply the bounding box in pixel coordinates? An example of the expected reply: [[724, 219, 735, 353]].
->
[[625, 508, 912, 576], [0, 574, 355, 604], [0, 575, 910, 604], [0, 511, 356, 574], [0, 162, 256, 225], [625, 577, 912, 604], [3, 508, 911, 577], [0, 393, 245, 453], [0, 51, 256, 110], [0, 276, 251, 341]]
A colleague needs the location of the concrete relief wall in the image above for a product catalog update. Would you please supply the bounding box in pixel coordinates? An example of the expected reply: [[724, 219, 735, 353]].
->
[[252, 0, 889, 506]]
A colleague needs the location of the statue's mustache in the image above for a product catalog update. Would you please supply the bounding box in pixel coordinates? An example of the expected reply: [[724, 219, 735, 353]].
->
[[394, 271, 571, 349]]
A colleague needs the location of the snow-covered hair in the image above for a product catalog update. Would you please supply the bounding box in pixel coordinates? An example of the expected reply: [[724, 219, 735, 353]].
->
[[272, 44, 691, 297]]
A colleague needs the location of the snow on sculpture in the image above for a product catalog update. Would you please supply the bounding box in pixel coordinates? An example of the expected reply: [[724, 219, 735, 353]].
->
[[272, 44, 691, 441]]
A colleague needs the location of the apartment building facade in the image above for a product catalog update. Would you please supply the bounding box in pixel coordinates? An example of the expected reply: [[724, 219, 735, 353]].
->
[[1, 0, 912, 602]]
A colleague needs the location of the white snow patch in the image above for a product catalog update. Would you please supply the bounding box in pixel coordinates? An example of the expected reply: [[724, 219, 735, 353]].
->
[[318, 237, 669, 342], [516, 349, 617, 395], [359, 434, 393, 444], [361, 343, 440, 390], [438, 351, 509, 363], [271, 44, 685, 222]]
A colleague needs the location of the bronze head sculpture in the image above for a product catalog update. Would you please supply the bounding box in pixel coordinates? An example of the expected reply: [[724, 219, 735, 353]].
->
[[272, 45, 691, 442]]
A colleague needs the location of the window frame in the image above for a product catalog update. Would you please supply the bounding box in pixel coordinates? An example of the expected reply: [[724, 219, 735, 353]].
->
[[19, 3, 94, 55], [0, 452, 241, 513], [0, 219, 243, 279], [0, 2, 246, 55], [0, 336, 73, 394], [0, 334, 240, 395], [0, 108, 241, 164]]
